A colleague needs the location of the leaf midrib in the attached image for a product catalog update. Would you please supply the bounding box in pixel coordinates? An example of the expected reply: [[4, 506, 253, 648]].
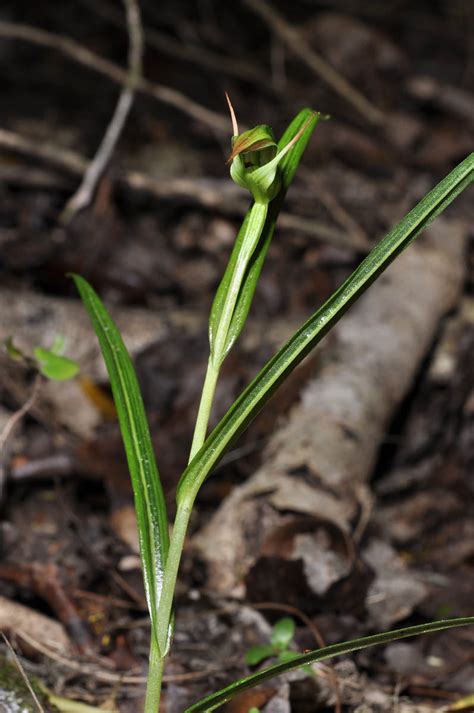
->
[[86, 293, 162, 631]]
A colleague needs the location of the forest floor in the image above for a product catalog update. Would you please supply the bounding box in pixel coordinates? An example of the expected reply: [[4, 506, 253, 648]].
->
[[0, 1, 473, 711]]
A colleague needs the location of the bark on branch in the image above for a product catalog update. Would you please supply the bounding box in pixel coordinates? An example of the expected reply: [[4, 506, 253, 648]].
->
[[0, 20, 229, 133], [194, 219, 467, 596]]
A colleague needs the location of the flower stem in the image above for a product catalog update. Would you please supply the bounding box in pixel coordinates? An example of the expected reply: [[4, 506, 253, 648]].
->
[[144, 635, 164, 713], [189, 360, 219, 462], [143, 500, 195, 710], [155, 501, 193, 655], [148, 200, 269, 709], [189, 201, 268, 461]]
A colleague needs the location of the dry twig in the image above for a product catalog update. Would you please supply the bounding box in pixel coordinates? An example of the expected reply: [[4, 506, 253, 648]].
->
[[1, 634, 45, 713], [78, 0, 270, 88], [0, 20, 229, 133], [0, 126, 238, 208], [60, 0, 143, 222], [300, 167, 369, 247], [0, 374, 42, 455], [242, 0, 384, 124], [0, 127, 362, 246], [16, 628, 226, 685], [407, 75, 474, 125]]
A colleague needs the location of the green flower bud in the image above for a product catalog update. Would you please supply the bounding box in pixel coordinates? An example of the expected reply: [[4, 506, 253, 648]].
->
[[225, 93, 315, 205], [228, 124, 281, 203]]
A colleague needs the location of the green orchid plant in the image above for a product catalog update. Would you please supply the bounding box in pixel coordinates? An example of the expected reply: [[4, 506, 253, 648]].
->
[[72, 95, 474, 712], [191, 96, 317, 459]]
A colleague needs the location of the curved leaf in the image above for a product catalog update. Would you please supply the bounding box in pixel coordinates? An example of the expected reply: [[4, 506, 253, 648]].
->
[[72, 274, 169, 654], [271, 617, 295, 650], [177, 152, 473, 505], [185, 617, 474, 712], [209, 202, 268, 365]]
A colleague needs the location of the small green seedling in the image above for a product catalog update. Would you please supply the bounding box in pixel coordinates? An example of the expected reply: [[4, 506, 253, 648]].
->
[[71, 94, 474, 713], [5, 337, 24, 361], [33, 338, 80, 381], [5, 335, 79, 381], [246, 617, 313, 676]]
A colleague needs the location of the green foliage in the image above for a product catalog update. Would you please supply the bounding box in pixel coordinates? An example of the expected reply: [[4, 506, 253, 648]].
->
[[177, 152, 474, 508], [185, 618, 474, 712], [229, 119, 314, 203], [190, 108, 321, 460], [270, 617, 295, 650], [71, 275, 170, 656], [245, 618, 313, 677], [246, 617, 296, 666], [4, 335, 79, 381], [209, 110, 320, 369], [72, 95, 474, 713], [245, 644, 275, 666], [33, 347, 79, 381], [209, 201, 268, 369]]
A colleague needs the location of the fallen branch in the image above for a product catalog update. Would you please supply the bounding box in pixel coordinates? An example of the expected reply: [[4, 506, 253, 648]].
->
[[0, 127, 362, 246], [0, 126, 240, 208], [242, 0, 384, 124], [0, 595, 72, 655], [0, 127, 86, 173], [60, 0, 143, 222], [16, 627, 226, 685], [78, 0, 270, 88], [407, 75, 474, 126], [300, 167, 369, 247], [194, 218, 466, 597], [0, 20, 229, 134]]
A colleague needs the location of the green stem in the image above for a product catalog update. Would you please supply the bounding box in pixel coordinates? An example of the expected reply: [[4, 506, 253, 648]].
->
[[189, 359, 219, 462], [189, 201, 268, 461], [155, 501, 193, 655], [144, 636, 164, 713], [150, 201, 269, 702]]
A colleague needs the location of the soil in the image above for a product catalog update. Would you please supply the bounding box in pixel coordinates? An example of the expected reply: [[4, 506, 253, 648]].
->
[[0, 1, 473, 712]]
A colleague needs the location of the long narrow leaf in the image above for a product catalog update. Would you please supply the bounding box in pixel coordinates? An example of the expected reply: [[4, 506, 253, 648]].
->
[[178, 153, 473, 504], [72, 275, 169, 654], [185, 617, 474, 712]]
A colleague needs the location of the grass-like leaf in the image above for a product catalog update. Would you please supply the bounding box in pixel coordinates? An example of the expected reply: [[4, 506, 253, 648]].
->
[[177, 152, 473, 505], [185, 617, 474, 712], [209, 109, 321, 362], [72, 274, 169, 654]]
